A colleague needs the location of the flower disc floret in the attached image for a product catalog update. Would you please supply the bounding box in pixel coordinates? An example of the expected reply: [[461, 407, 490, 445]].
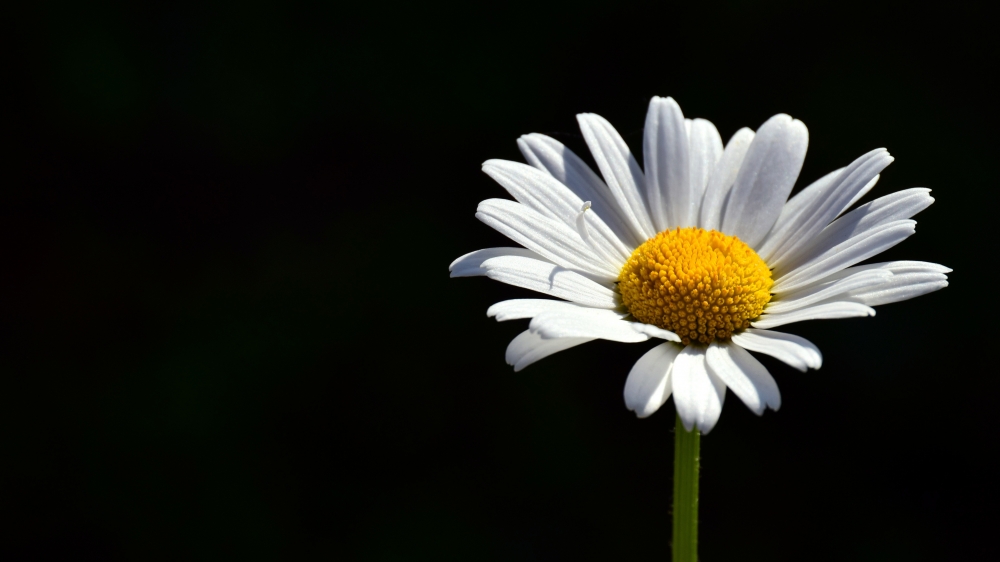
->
[[618, 227, 773, 345]]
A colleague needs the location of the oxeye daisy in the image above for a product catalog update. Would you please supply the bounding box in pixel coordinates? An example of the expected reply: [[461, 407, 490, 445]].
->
[[451, 96, 949, 434], [451, 96, 950, 559]]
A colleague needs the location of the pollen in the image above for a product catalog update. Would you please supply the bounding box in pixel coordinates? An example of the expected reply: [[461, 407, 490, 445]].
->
[[618, 227, 773, 346]]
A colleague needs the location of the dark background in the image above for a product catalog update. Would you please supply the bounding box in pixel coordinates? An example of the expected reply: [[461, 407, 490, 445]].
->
[[4, 1, 996, 560]]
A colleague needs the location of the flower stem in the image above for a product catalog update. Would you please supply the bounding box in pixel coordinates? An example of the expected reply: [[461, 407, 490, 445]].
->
[[672, 413, 700, 562]]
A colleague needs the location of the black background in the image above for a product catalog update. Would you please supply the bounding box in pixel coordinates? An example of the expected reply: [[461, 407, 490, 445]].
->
[[4, 1, 997, 560]]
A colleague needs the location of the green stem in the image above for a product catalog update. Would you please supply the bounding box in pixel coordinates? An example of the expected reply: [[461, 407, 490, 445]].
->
[[672, 414, 700, 562]]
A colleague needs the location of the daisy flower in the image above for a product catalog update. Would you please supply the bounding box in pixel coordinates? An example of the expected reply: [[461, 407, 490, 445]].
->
[[450, 96, 949, 433]]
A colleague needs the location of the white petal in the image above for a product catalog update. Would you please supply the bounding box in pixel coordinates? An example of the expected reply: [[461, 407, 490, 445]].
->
[[505, 330, 594, 372], [671, 347, 726, 434], [529, 308, 649, 343], [480, 256, 619, 309], [483, 160, 632, 264], [784, 261, 951, 307], [726, 344, 781, 411], [476, 199, 618, 280], [773, 188, 934, 275], [752, 301, 875, 329], [720, 114, 809, 248], [846, 261, 951, 279], [755, 167, 845, 261], [848, 280, 949, 307], [487, 298, 593, 321], [631, 323, 682, 342], [687, 119, 724, 229], [731, 328, 822, 372], [624, 342, 682, 418], [643, 96, 689, 231], [449, 247, 546, 278], [796, 260, 951, 287], [840, 264, 950, 306], [518, 134, 640, 247], [845, 173, 881, 210], [762, 149, 894, 266], [700, 128, 754, 231], [766, 269, 894, 314], [819, 262, 951, 306], [706, 342, 781, 414], [772, 220, 916, 293], [578, 113, 656, 240]]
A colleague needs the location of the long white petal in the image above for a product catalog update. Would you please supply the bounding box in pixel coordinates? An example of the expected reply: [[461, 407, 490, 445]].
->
[[845, 174, 881, 210], [766, 269, 894, 314], [791, 260, 951, 288], [830, 261, 951, 306], [773, 188, 934, 275], [772, 220, 916, 293], [529, 308, 649, 343], [449, 247, 546, 278], [720, 114, 809, 248], [672, 347, 726, 434], [706, 342, 780, 415], [631, 323, 682, 342], [480, 256, 619, 309], [476, 199, 618, 280], [487, 298, 595, 321], [752, 301, 875, 329], [731, 328, 822, 372], [505, 330, 594, 372], [846, 278, 949, 307], [726, 344, 781, 411], [687, 118, 724, 228], [755, 167, 845, 261], [700, 128, 755, 231], [483, 160, 632, 264], [578, 113, 656, 240], [762, 149, 894, 266], [624, 342, 682, 418], [643, 96, 689, 231], [518, 133, 639, 247], [797, 260, 949, 307]]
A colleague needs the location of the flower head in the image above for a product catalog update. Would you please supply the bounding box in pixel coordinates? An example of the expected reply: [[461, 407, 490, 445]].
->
[[450, 96, 949, 433]]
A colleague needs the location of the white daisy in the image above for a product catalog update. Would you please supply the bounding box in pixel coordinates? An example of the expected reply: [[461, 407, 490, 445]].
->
[[450, 96, 949, 433]]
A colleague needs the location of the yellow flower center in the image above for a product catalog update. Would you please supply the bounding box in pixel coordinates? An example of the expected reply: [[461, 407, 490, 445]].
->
[[618, 227, 773, 345]]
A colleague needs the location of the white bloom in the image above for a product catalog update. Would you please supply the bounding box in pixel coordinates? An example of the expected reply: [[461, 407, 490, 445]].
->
[[450, 96, 949, 433]]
